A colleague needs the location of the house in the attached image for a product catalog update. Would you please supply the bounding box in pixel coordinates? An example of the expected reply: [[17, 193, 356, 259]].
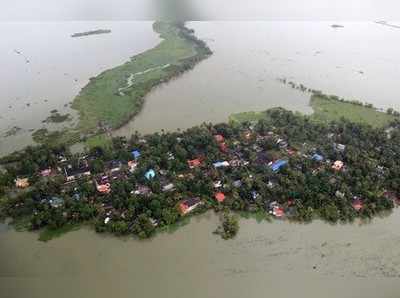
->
[[251, 190, 259, 200], [128, 160, 138, 173], [95, 175, 111, 194], [270, 160, 288, 172], [40, 168, 52, 177], [107, 160, 122, 172], [352, 197, 363, 211], [64, 163, 91, 182], [312, 154, 324, 162], [214, 180, 223, 188], [332, 160, 344, 171], [188, 159, 201, 169], [277, 139, 288, 149], [215, 192, 226, 203], [179, 197, 202, 215], [269, 201, 284, 217], [145, 169, 156, 180], [334, 143, 346, 152], [162, 183, 175, 192], [233, 180, 242, 188], [335, 190, 345, 198], [167, 152, 175, 160], [213, 161, 230, 168], [131, 150, 141, 160], [49, 196, 64, 208], [219, 142, 228, 153], [214, 134, 225, 143], [132, 185, 152, 196], [15, 177, 29, 188]]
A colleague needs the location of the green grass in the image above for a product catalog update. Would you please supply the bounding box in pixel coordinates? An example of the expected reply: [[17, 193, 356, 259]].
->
[[310, 94, 397, 127], [229, 111, 269, 124], [72, 21, 209, 134], [85, 134, 113, 150], [229, 94, 398, 128]]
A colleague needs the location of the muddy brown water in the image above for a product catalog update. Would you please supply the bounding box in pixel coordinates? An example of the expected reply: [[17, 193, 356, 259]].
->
[[2, 211, 400, 298], [2, 20, 400, 298]]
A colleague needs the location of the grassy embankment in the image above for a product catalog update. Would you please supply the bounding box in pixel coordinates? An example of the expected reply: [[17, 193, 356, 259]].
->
[[230, 93, 398, 127], [33, 22, 211, 147]]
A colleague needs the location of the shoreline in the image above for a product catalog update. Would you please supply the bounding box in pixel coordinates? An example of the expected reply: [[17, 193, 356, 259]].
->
[[30, 21, 212, 147], [1, 103, 400, 241]]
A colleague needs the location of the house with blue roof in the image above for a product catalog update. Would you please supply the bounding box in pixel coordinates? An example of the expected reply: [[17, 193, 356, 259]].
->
[[312, 154, 324, 162], [270, 160, 288, 172], [131, 150, 141, 160], [145, 169, 156, 180]]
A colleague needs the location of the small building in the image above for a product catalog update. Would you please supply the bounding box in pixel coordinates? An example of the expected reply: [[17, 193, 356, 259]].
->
[[277, 139, 288, 149], [40, 168, 52, 177], [179, 197, 202, 215], [15, 177, 29, 189], [213, 161, 230, 168], [128, 160, 138, 173], [270, 160, 288, 172], [107, 160, 123, 172], [215, 192, 226, 203], [95, 175, 111, 194], [334, 143, 346, 152], [145, 169, 156, 180], [188, 159, 201, 169], [132, 185, 152, 196], [219, 142, 228, 153], [49, 196, 64, 208], [162, 183, 175, 192], [64, 164, 91, 182], [214, 180, 223, 188], [131, 150, 141, 160], [332, 160, 344, 171], [214, 134, 225, 143], [352, 197, 363, 211], [312, 154, 324, 162], [233, 180, 242, 188], [269, 201, 284, 217]]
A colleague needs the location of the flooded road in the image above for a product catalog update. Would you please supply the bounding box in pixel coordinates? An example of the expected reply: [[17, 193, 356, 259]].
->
[[2, 211, 400, 298]]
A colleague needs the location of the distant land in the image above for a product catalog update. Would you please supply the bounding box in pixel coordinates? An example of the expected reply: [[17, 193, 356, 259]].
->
[[71, 29, 112, 38]]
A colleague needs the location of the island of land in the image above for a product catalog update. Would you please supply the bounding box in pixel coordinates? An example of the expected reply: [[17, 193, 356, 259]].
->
[[37, 21, 212, 147], [1, 95, 400, 241], [71, 29, 112, 38]]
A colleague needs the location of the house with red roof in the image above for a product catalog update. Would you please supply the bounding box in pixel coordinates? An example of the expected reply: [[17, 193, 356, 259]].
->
[[352, 197, 363, 211], [215, 192, 226, 203], [188, 159, 201, 169], [214, 134, 225, 143], [179, 197, 202, 215]]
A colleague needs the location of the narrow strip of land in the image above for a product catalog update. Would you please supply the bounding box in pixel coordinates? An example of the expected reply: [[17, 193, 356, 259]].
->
[[33, 22, 212, 146]]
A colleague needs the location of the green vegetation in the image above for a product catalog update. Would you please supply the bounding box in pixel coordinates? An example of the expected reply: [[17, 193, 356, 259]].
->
[[72, 21, 211, 133], [42, 112, 71, 124], [31, 21, 211, 147], [230, 92, 399, 128], [2, 108, 400, 240], [310, 94, 398, 127], [215, 212, 239, 239], [38, 224, 80, 242]]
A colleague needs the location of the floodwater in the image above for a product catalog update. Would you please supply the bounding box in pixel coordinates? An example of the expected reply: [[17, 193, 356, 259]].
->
[[2, 20, 400, 298], [116, 21, 400, 135], [2, 211, 400, 298], [0, 21, 160, 156]]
